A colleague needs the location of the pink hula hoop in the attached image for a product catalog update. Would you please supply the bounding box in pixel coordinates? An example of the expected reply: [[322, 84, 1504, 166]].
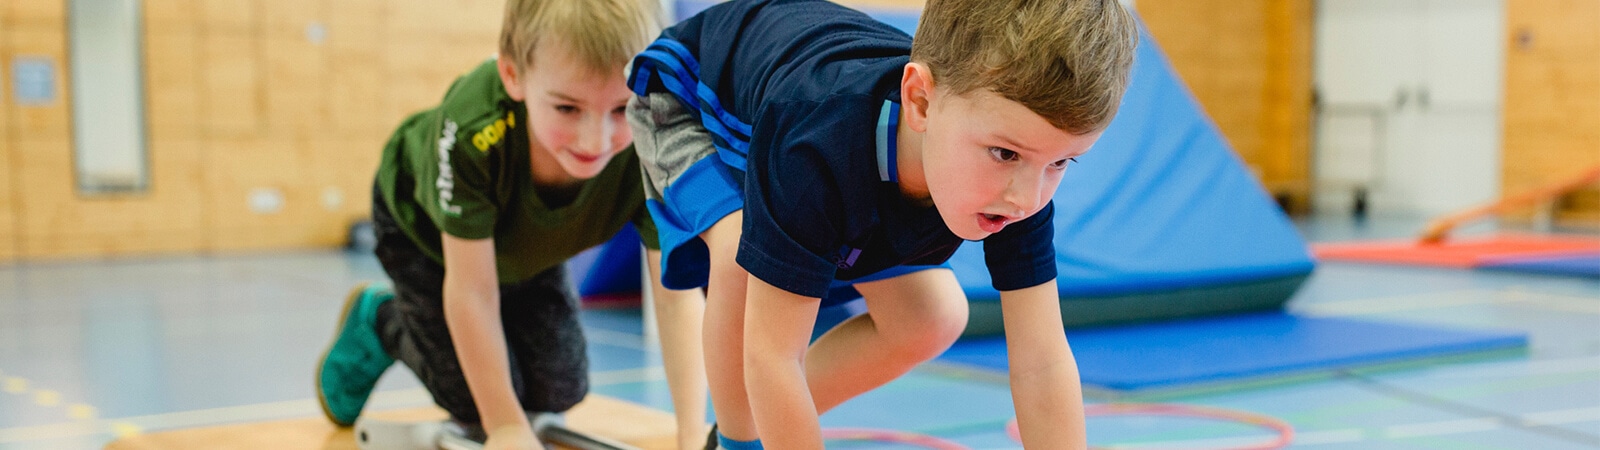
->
[[1006, 403, 1294, 450], [822, 427, 971, 450]]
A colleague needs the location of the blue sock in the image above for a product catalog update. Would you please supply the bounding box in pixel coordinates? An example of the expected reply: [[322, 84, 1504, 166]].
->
[[717, 432, 764, 450]]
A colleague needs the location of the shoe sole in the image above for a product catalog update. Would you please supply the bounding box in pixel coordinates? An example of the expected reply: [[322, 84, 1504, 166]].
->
[[317, 281, 372, 427]]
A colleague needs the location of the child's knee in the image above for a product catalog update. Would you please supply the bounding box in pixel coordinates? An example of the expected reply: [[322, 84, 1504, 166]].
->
[[884, 303, 966, 359], [923, 306, 968, 349]]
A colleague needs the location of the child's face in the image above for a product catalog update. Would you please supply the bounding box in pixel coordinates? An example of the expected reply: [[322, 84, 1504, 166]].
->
[[918, 88, 1102, 240], [498, 42, 634, 184]]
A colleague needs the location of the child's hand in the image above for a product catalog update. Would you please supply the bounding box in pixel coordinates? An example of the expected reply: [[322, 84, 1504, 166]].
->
[[483, 423, 542, 450]]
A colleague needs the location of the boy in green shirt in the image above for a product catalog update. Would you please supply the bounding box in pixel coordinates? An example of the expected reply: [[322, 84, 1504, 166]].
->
[[316, 1, 708, 448]]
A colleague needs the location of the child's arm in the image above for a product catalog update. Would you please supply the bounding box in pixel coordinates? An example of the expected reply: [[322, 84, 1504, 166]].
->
[[644, 249, 711, 449], [440, 234, 539, 449], [743, 275, 825, 449], [999, 280, 1087, 449]]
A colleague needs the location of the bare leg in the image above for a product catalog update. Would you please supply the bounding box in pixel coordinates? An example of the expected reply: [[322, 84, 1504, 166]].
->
[[804, 269, 968, 413], [699, 211, 757, 441]]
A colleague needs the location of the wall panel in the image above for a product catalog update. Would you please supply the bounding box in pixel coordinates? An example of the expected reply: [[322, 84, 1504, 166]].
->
[[1504, 0, 1600, 225], [8, 28, 71, 139], [199, 33, 261, 139], [328, 49, 388, 138], [0, 0, 14, 263], [263, 35, 328, 135], [262, 0, 327, 136], [198, 0, 254, 33], [8, 0, 66, 28], [327, 0, 383, 51], [145, 27, 201, 141], [1137, 0, 1314, 212]]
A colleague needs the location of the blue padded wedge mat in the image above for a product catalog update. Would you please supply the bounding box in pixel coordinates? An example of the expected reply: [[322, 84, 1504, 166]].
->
[[1481, 254, 1600, 278], [577, 227, 644, 297], [937, 312, 1528, 392]]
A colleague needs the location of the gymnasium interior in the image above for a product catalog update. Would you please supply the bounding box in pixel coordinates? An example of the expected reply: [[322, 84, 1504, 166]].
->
[[1, 0, 1597, 448]]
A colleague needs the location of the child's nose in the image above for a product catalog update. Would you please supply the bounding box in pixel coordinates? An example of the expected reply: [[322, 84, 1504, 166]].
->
[[1004, 174, 1047, 214], [577, 116, 615, 155]]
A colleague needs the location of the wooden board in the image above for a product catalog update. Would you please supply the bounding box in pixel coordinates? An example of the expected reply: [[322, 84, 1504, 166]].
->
[[104, 395, 681, 450], [1503, 0, 1600, 223], [1, 0, 14, 263], [1138, 0, 1314, 213]]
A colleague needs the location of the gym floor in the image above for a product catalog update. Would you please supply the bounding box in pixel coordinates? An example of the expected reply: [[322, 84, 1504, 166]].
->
[[0, 217, 1595, 449]]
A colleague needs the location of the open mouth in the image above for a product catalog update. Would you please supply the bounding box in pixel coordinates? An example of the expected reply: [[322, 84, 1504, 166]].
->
[[977, 213, 1009, 233]]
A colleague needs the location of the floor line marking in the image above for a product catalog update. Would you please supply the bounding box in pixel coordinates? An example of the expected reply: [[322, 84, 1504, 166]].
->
[[590, 366, 668, 386], [3, 377, 28, 393], [68, 404, 97, 420], [1292, 428, 1368, 445], [0, 422, 101, 444], [1108, 434, 1284, 449], [1503, 296, 1600, 315], [1295, 290, 1498, 316], [1296, 288, 1600, 317], [0, 365, 670, 443], [1346, 371, 1600, 446], [33, 389, 60, 407], [1522, 407, 1600, 426], [0, 368, 130, 439], [585, 327, 650, 351], [1384, 417, 1503, 438]]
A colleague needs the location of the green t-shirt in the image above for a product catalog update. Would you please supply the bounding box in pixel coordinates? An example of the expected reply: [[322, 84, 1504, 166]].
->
[[375, 60, 660, 284]]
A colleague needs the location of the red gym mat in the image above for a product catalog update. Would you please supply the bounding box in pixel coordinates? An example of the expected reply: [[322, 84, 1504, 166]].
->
[[1312, 234, 1600, 268]]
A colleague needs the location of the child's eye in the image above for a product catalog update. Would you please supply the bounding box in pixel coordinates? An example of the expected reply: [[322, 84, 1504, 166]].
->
[[1049, 157, 1079, 169], [555, 105, 579, 115], [989, 147, 1019, 162], [612, 106, 628, 115]]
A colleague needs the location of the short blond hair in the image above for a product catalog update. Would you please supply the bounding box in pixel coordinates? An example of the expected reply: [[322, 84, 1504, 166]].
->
[[912, 0, 1137, 134], [499, 0, 661, 74]]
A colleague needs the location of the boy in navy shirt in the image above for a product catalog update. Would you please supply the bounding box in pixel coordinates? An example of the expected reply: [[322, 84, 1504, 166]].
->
[[627, 0, 1136, 447]]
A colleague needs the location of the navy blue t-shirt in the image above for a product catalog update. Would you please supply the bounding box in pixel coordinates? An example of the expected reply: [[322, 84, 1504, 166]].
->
[[633, 0, 1057, 298]]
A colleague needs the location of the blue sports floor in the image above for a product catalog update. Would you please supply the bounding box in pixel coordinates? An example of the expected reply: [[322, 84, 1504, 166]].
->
[[0, 217, 1596, 449]]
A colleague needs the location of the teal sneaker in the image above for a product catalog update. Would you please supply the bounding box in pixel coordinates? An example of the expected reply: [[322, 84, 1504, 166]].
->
[[317, 282, 396, 426]]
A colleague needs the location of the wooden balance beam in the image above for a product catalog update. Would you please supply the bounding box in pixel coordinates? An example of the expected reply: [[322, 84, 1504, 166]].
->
[[104, 395, 680, 450]]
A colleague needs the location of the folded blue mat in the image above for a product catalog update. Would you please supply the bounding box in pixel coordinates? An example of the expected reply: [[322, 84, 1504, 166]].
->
[[937, 312, 1527, 391], [1482, 254, 1600, 278]]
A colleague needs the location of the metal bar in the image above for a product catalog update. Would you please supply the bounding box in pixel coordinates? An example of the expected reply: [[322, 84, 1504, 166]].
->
[[538, 423, 640, 450], [416, 414, 639, 450]]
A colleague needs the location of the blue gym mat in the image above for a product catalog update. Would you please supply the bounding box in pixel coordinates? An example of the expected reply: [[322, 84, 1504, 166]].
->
[[1481, 254, 1600, 278], [937, 312, 1528, 392], [577, 227, 644, 297]]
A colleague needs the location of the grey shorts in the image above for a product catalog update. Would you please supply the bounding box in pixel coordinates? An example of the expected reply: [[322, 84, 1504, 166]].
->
[[625, 92, 746, 290], [627, 92, 719, 203]]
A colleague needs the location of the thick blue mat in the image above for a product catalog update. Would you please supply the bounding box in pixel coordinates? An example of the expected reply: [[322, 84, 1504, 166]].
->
[[1482, 254, 1600, 278], [937, 312, 1528, 391], [577, 227, 644, 297]]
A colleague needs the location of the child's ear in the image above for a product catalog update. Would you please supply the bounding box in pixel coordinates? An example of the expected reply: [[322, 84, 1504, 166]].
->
[[497, 56, 527, 101], [900, 62, 934, 133]]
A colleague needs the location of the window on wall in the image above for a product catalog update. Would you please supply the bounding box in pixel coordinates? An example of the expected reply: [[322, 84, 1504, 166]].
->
[[69, 0, 149, 195]]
